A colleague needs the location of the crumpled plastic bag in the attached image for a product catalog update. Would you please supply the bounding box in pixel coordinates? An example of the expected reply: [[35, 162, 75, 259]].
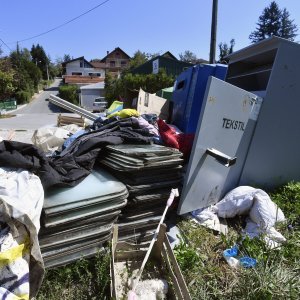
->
[[0, 224, 31, 300], [245, 220, 286, 248], [0, 168, 44, 299], [249, 189, 285, 227], [108, 109, 139, 119], [191, 186, 286, 248], [31, 126, 70, 153], [215, 186, 285, 228], [190, 207, 227, 234], [214, 186, 256, 218]]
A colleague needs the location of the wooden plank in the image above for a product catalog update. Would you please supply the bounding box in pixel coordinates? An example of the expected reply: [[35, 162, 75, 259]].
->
[[116, 241, 150, 251], [58, 116, 85, 122], [164, 234, 192, 300], [57, 118, 85, 127], [162, 246, 184, 299], [58, 115, 84, 121], [110, 244, 117, 299], [59, 121, 85, 126], [112, 225, 118, 254], [111, 225, 118, 299], [62, 121, 85, 126], [116, 250, 146, 261], [112, 224, 190, 300]]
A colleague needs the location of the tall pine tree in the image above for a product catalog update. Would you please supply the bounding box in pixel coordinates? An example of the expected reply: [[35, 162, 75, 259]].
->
[[218, 39, 235, 63], [31, 44, 50, 79], [280, 8, 298, 41], [249, 1, 297, 43]]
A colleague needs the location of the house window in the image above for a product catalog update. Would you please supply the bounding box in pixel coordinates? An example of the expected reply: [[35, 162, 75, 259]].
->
[[110, 61, 116, 67], [88, 73, 101, 77], [121, 60, 127, 67], [80, 62, 83, 68], [72, 72, 82, 75]]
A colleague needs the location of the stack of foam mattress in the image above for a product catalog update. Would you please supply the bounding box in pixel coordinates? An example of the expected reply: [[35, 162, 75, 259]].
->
[[39, 167, 128, 268], [99, 144, 184, 241]]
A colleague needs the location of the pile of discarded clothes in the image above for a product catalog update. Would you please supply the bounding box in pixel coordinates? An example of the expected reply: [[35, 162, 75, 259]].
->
[[0, 111, 185, 271], [0, 117, 153, 190]]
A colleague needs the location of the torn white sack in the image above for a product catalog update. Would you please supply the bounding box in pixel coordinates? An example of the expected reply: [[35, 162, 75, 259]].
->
[[190, 186, 286, 246], [190, 206, 228, 234], [31, 126, 75, 153], [0, 168, 44, 299], [215, 186, 285, 227]]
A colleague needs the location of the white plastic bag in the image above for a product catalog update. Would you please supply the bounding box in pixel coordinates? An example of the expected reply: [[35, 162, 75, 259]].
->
[[0, 168, 44, 299], [214, 186, 256, 218], [249, 189, 285, 228], [31, 126, 70, 153]]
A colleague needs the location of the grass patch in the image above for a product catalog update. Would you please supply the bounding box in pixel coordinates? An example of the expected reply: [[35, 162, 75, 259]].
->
[[270, 181, 300, 228], [0, 114, 16, 118], [173, 181, 300, 300], [37, 250, 111, 300], [37, 182, 300, 299]]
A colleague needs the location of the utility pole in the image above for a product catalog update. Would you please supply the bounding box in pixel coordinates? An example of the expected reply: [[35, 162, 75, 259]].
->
[[46, 64, 49, 82], [209, 0, 218, 64]]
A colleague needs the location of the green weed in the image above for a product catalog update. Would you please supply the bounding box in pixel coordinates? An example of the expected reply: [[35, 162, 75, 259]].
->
[[270, 181, 300, 227], [173, 181, 300, 299], [37, 250, 111, 300], [37, 182, 300, 299]]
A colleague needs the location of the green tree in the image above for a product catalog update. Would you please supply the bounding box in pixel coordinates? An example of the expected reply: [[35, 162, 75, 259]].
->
[[218, 39, 235, 63], [104, 71, 115, 102], [179, 50, 197, 63], [10, 46, 42, 103], [145, 52, 160, 60], [59, 85, 79, 105], [179, 50, 207, 64], [31, 44, 50, 79], [105, 69, 174, 104], [0, 71, 16, 100], [249, 1, 298, 43], [280, 8, 298, 41], [123, 50, 161, 75], [63, 54, 72, 62], [51, 56, 66, 77], [128, 50, 148, 69], [0, 59, 16, 100]]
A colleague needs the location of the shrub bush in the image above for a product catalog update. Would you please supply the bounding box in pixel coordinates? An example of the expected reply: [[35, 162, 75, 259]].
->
[[270, 181, 300, 226], [104, 69, 174, 104], [59, 85, 79, 105], [15, 90, 32, 104]]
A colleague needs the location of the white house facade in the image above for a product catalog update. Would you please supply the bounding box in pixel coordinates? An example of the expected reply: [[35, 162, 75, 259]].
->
[[63, 57, 105, 77]]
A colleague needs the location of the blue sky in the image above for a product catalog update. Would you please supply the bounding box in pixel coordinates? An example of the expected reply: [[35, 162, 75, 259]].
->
[[1, 0, 300, 62]]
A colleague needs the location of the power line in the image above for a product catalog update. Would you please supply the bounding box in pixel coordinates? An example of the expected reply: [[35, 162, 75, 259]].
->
[[16, 0, 111, 44], [0, 37, 12, 51]]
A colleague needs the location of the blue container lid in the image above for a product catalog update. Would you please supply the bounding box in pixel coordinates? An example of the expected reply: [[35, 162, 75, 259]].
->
[[239, 256, 257, 268]]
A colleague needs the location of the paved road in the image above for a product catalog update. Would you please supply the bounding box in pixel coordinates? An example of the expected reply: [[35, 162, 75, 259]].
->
[[0, 79, 77, 131], [17, 78, 63, 114]]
